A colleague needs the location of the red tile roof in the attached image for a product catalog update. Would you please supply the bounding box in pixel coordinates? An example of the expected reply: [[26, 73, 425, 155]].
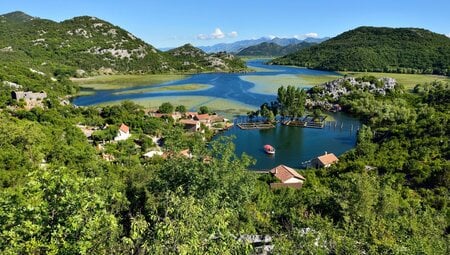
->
[[179, 119, 199, 125], [195, 114, 210, 120], [270, 165, 305, 183], [185, 112, 198, 118], [119, 123, 129, 133], [317, 153, 338, 165]]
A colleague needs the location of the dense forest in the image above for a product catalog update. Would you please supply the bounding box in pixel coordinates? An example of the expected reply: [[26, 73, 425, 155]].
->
[[0, 11, 246, 76], [0, 63, 448, 254], [271, 26, 450, 75]]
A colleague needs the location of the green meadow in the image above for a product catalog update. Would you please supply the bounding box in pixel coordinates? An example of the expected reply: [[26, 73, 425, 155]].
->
[[99, 96, 257, 116], [240, 74, 312, 94], [112, 84, 212, 95], [72, 74, 188, 90]]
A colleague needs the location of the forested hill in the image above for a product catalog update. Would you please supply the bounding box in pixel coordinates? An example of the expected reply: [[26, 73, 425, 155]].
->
[[236, 41, 316, 57], [0, 11, 246, 76], [271, 26, 450, 75]]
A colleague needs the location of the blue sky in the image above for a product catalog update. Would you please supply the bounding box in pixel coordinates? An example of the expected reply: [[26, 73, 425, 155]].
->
[[1, 0, 449, 48]]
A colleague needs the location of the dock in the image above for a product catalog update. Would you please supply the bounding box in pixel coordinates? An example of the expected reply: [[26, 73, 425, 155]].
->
[[282, 116, 325, 129]]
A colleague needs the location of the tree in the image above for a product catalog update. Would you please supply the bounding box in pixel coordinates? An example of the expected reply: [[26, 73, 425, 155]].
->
[[158, 102, 174, 114], [260, 105, 274, 123], [277, 85, 306, 119], [198, 105, 209, 114], [0, 167, 123, 254], [175, 105, 187, 113]]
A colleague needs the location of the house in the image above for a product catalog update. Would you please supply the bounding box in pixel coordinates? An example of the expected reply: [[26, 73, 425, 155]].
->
[[114, 123, 131, 141], [194, 113, 215, 128], [179, 119, 201, 132], [11, 91, 47, 109], [184, 111, 198, 119], [269, 164, 306, 189], [311, 152, 338, 168], [11, 91, 47, 101]]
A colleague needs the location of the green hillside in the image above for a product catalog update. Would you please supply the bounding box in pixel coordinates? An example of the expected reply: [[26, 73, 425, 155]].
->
[[167, 44, 246, 72], [0, 11, 246, 77], [237, 41, 315, 57], [271, 26, 450, 75]]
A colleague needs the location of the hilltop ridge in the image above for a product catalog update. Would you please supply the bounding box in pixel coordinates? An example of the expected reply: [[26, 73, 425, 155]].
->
[[0, 11, 246, 77], [271, 26, 450, 75]]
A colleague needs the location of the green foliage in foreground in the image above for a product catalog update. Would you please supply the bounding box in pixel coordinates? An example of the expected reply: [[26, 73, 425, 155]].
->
[[272, 26, 450, 75], [0, 80, 448, 254]]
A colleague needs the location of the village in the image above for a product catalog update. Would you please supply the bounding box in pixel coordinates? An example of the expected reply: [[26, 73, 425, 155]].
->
[[9, 88, 340, 193]]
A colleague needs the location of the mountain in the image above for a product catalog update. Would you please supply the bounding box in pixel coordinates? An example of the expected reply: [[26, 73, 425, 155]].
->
[[198, 36, 327, 53], [237, 41, 316, 57], [303, 37, 329, 43], [198, 37, 269, 53], [0, 11, 35, 23], [166, 44, 246, 72], [0, 11, 246, 77], [271, 26, 450, 75]]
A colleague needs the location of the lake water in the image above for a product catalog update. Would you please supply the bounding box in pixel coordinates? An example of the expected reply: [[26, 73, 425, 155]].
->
[[217, 114, 359, 170], [73, 59, 341, 107], [74, 60, 360, 169]]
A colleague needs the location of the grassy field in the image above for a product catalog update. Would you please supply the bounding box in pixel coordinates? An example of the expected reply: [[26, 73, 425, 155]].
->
[[76, 90, 96, 96], [239, 56, 274, 61], [113, 84, 212, 95], [296, 74, 342, 86], [72, 74, 188, 90], [240, 74, 312, 95], [99, 96, 257, 116], [341, 71, 450, 89]]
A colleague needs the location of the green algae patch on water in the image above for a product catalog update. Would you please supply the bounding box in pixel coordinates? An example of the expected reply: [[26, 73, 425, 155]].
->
[[98, 96, 257, 116], [240, 74, 312, 95], [72, 74, 189, 90], [112, 84, 212, 95]]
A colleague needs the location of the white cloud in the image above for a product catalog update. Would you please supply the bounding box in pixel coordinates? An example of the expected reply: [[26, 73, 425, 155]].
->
[[197, 28, 237, 40], [196, 34, 209, 40], [446, 33, 450, 38], [293, 32, 319, 39], [267, 35, 276, 39], [228, 31, 238, 38], [305, 32, 318, 38], [211, 28, 225, 39]]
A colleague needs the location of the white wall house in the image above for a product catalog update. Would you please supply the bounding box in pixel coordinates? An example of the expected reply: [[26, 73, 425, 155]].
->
[[114, 123, 131, 141]]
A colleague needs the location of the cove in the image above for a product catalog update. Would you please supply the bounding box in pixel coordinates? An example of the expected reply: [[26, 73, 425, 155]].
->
[[216, 113, 360, 170], [73, 60, 360, 169]]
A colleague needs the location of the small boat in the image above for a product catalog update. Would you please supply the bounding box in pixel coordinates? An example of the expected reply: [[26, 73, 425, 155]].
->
[[264, 144, 276, 154]]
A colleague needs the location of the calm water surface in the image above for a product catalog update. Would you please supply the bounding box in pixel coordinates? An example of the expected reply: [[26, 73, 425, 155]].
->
[[217, 114, 359, 170], [73, 59, 340, 106], [74, 60, 359, 169]]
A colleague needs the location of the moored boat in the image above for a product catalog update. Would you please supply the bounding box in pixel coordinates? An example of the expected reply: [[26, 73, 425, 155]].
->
[[264, 144, 276, 154]]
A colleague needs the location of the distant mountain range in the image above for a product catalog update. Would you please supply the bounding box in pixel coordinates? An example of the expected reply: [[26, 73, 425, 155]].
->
[[197, 36, 329, 53], [0, 11, 246, 76], [271, 26, 450, 75], [236, 41, 316, 57]]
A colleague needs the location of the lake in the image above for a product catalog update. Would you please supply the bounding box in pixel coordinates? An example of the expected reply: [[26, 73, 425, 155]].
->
[[74, 60, 360, 169], [73, 59, 341, 108], [217, 114, 359, 170]]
